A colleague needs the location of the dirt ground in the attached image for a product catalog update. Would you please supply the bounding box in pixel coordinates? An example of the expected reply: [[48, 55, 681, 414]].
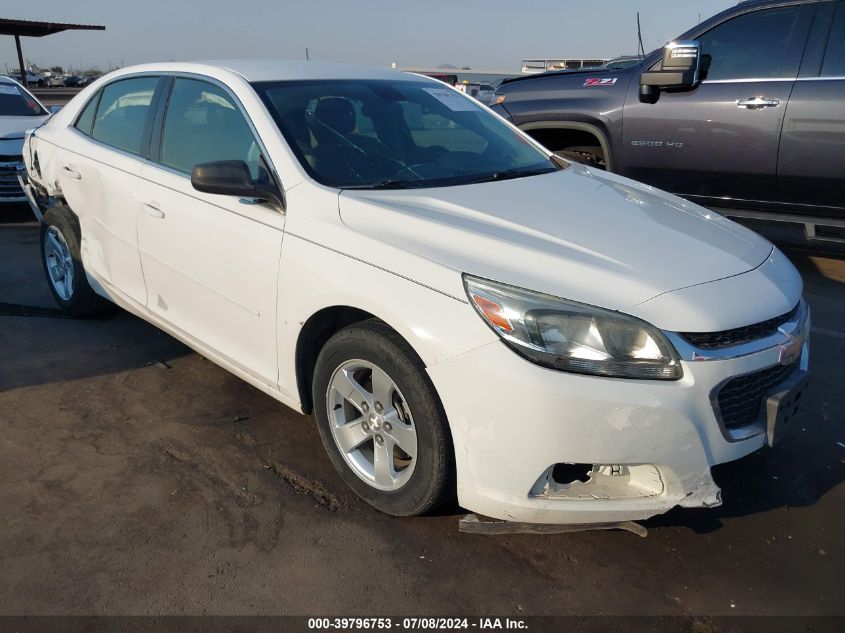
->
[[1, 210, 844, 621]]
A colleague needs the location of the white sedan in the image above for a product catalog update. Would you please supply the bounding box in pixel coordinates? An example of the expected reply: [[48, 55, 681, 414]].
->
[[22, 61, 809, 524], [1, 76, 50, 204]]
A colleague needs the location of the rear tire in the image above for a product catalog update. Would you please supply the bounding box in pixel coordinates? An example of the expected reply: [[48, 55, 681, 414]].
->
[[312, 320, 454, 516], [40, 205, 109, 317]]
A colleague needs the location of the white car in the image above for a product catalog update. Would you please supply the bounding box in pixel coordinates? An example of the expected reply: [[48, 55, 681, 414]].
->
[[22, 61, 809, 524], [1, 76, 50, 204]]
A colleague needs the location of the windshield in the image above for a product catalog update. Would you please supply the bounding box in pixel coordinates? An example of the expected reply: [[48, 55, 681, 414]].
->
[[0, 83, 45, 117], [253, 79, 557, 189]]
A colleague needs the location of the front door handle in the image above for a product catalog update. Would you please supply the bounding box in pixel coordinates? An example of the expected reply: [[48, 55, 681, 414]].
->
[[737, 97, 780, 110], [61, 165, 82, 180], [142, 202, 165, 219]]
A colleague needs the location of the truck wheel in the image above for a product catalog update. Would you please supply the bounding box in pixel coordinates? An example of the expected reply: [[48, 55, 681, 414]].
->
[[312, 319, 454, 516], [555, 149, 605, 169], [40, 205, 109, 317]]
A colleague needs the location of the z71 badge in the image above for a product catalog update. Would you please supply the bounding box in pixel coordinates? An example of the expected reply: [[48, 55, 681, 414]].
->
[[583, 77, 617, 86]]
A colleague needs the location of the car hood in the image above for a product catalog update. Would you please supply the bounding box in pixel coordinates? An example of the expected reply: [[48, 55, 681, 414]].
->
[[338, 165, 773, 311], [0, 116, 47, 141]]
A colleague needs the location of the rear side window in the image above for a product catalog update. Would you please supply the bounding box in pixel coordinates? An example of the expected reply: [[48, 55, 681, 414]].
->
[[698, 7, 801, 80], [821, 2, 845, 76], [74, 94, 99, 135], [159, 78, 262, 177], [91, 77, 158, 155]]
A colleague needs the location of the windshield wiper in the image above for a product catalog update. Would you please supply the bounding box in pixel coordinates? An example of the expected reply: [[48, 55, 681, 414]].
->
[[455, 166, 558, 186], [342, 179, 426, 190]]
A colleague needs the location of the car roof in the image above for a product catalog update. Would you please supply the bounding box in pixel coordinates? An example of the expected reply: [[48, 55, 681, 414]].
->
[[107, 60, 423, 84]]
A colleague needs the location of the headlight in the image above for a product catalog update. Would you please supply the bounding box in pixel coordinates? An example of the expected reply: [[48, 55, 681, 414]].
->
[[464, 275, 682, 380]]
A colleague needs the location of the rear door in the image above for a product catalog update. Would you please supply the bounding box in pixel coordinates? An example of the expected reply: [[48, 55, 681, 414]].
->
[[621, 3, 814, 208], [778, 0, 845, 217], [55, 75, 161, 305], [136, 76, 284, 388]]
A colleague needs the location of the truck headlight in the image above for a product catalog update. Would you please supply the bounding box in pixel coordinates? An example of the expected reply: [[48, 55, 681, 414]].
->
[[464, 275, 682, 380]]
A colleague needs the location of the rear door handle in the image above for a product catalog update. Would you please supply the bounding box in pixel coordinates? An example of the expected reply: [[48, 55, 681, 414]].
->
[[737, 97, 780, 109], [61, 165, 82, 180], [142, 202, 165, 219]]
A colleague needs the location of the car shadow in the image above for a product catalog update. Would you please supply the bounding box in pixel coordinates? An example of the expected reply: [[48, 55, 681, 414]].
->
[[0, 220, 190, 393]]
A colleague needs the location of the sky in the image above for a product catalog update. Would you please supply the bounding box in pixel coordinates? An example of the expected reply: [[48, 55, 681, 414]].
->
[[3, 0, 735, 74]]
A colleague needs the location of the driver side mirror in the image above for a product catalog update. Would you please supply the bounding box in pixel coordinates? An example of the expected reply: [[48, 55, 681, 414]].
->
[[639, 40, 702, 103], [191, 160, 284, 209], [48, 104, 63, 115]]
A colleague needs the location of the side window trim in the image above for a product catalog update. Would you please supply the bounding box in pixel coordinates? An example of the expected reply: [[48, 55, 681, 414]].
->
[[149, 73, 284, 196], [148, 76, 175, 163]]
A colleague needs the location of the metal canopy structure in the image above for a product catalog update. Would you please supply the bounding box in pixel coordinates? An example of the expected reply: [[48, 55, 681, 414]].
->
[[1, 18, 105, 87]]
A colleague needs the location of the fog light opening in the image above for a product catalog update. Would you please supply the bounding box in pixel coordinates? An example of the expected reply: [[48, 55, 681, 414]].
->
[[552, 463, 592, 484]]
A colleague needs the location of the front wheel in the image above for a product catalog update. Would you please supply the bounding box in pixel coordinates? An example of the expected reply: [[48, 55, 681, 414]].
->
[[40, 206, 109, 317], [312, 320, 454, 516]]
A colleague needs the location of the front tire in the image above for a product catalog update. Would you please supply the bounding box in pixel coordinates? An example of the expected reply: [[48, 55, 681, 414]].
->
[[312, 320, 454, 516], [40, 205, 109, 317]]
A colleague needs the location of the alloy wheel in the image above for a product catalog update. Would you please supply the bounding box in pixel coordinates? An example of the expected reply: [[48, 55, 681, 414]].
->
[[44, 225, 74, 301], [326, 359, 418, 491]]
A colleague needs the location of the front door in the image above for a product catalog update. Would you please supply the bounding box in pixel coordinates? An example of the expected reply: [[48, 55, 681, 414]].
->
[[621, 4, 814, 208], [136, 77, 285, 387]]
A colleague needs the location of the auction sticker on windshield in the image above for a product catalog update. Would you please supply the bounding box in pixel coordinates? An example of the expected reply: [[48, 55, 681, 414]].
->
[[423, 87, 478, 111]]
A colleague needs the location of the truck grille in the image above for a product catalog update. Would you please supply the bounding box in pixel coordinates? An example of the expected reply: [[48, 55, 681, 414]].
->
[[681, 304, 799, 349], [0, 160, 25, 201], [716, 362, 798, 429]]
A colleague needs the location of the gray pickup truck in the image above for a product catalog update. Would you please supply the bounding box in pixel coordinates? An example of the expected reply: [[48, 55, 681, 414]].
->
[[491, 0, 845, 243]]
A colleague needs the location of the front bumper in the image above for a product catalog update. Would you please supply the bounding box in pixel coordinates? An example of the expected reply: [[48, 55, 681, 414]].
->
[[427, 318, 809, 524]]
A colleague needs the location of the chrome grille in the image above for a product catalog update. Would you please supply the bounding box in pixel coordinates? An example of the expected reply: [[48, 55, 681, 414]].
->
[[0, 160, 25, 200], [716, 362, 799, 429], [681, 304, 799, 350]]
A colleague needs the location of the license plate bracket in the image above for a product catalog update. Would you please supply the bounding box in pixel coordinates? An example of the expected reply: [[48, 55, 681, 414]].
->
[[765, 369, 809, 447]]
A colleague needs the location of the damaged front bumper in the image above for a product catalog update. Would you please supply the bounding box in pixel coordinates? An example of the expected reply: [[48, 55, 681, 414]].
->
[[427, 327, 808, 525]]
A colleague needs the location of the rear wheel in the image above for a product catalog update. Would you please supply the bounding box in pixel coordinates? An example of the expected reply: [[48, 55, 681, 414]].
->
[[40, 205, 109, 317], [312, 320, 454, 516]]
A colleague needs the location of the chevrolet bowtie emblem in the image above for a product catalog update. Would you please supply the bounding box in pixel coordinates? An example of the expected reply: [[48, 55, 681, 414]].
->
[[778, 330, 804, 366]]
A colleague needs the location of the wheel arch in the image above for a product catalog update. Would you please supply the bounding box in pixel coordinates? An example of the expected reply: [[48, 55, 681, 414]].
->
[[295, 305, 430, 415], [519, 120, 614, 171]]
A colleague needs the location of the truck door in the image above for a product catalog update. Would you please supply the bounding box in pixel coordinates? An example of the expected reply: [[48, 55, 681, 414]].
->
[[779, 0, 845, 218], [621, 4, 814, 209]]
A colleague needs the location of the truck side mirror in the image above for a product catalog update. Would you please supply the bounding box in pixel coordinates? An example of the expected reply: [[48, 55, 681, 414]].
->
[[639, 40, 702, 103]]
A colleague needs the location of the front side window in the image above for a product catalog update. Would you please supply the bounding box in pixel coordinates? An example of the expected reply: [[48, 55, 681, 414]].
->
[[254, 79, 556, 189], [0, 82, 46, 117], [159, 78, 263, 178], [698, 7, 801, 80], [821, 2, 845, 77], [91, 77, 158, 155]]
